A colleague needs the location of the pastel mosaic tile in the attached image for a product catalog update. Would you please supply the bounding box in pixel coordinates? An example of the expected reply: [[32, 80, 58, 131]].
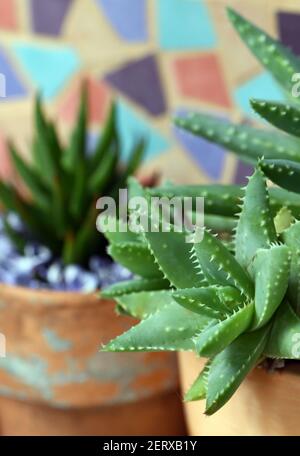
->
[[174, 54, 231, 108], [0, 46, 27, 98], [116, 100, 170, 162], [58, 77, 110, 125], [0, 0, 17, 30], [277, 11, 300, 56], [11, 42, 80, 99], [95, 0, 148, 42], [105, 55, 166, 116], [30, 0, 73, 36], [157, 0, 217, 50], [0, 1, 299, 185]]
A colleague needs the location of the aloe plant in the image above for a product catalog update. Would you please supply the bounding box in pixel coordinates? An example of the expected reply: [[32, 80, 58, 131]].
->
[[1, 86, 145, 265], [99, 8, 300, 414], [101, 167, 300, 414]]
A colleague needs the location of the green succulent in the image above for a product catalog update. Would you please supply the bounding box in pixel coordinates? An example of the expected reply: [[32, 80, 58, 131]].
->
[[99, 8, 300, 415], [101, 168, 300, 414], [172, 8, 300, 233], [1, 86, 145, 265]]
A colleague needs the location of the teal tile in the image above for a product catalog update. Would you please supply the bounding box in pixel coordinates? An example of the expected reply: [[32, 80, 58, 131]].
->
[[234, 72, 285, 118], [116, 100, 170, 161], [157, 0, 216, 50], [11, 42, 80, 99]]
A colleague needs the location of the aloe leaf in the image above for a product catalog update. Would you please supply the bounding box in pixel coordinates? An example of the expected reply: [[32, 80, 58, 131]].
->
[[205, 326, 270, 415], [151, 183, 300, 219], [7, 142, 49, 209], [33, 96, 57, 182], [195, 301, 254, 357], [107, 242, 162, 279], [144, 230, 205, 288], [251, 99, 300, 138], [251, 245, 290, 329], [100, 215, 143, 244], [173, 286, 240, 318], [90, 101, 117, 171], [101, 277, 170, 299], [204, 213, 237, 233], [184, 360, 211, 402], [150, 183, 242, 217], [282, 221, 300, 312], [192, 230, 254, 297], [102, 301, 213, 352], [265, 302, 300, 359], [235, 168, 276, 270], [260, 159, 300, 194], [115, 290, 175, 319], [227, 7, 300, 96], [89, 143, 118, 195], [174, 113, 300, 164]]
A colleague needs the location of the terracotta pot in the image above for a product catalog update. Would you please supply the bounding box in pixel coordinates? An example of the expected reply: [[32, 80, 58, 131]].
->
[[0, 284, 185, 435], [178, 352, 300, 436]]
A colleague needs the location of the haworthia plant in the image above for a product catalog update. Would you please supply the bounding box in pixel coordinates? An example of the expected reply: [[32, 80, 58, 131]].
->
[[1, 85, 146, 265], [101, 166, 300, 414]]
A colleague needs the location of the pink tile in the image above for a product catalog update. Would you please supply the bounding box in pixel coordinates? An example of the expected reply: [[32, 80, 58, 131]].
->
[[57, 76, 111, 125], [174, 54, 231, 108], [0, 0, 17, 30]]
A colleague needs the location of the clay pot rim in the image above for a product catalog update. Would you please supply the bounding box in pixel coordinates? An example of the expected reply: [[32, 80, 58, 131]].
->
[[0, 282, 109, 308]]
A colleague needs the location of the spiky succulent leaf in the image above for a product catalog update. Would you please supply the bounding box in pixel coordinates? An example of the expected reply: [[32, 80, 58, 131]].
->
[[192, 230, 253, 297], [265, 302, 300, 359], [108, 242, 162, 279], [144, 229, 205, 288], [103, 301, 212, 352], [261, 159, 300, 194], [184, 360, 211, 402], [251, 245, 290, 329], [115, 290, 174, 319], [174, 113, 300, 164], [152, 183, 300, 220], [101, 277, 170, 299], [235, 168, 277, 270], [205, 326, 270, 415], [173, 286, 242, 318], [195, 302, 254, 357], [227, 8, 300, 97], [251, 100, 300, 138]]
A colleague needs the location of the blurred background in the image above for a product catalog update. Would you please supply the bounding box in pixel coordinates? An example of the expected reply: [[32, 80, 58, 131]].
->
[[1, 0, 299, 187]]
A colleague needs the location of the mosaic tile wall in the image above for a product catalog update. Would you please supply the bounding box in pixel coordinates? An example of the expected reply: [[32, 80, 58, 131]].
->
[[0, 0, 299, 186]]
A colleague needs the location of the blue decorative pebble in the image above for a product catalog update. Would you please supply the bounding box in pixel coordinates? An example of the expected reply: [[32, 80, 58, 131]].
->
[[0, 213, 132, 291]]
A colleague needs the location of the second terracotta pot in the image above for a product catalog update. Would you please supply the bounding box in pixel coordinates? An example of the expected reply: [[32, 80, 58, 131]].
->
[[0, 284, 185, 435], [178, 351, 300, 436]]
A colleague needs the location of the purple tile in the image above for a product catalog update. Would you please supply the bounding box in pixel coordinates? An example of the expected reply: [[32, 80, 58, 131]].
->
[[234, 160, 254, 185], [105, 55, 166, 116], [174, 109, 226, 180], [277, 11, 300, 56], [0, 46, 27, 98], [30, 0, 72, 36], [95, 0, 148, 42]]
